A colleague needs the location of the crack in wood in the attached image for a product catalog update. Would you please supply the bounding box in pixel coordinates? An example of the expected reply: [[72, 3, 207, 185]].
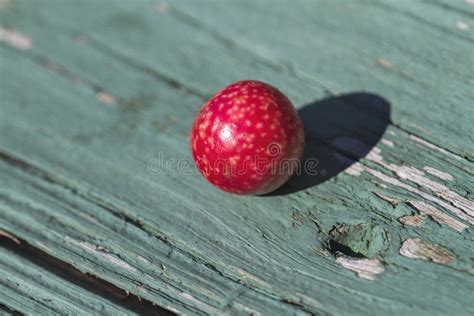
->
[[0, 231, 173, 315]]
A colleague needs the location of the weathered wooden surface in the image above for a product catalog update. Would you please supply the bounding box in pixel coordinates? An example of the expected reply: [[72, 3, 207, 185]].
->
[[0, 236, 168, 315], [0, 0, 473, 314]]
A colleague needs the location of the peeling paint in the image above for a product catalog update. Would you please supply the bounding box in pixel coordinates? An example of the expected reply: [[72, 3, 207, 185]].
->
[[0, 27, 33, 50], [399, 238, 455, 265], [371, 191, 401, 205], [391, 165, 474, 221], [0, 0, 11, 10], [336, 257, 385, 280], [364, 166, 474, 225], [97, 91, 116, 105], [381, 139, 394, 147], [456, 21, 469, 31], [399, 215, 425, 227], [407, 201, 467, 232], [377, 58, 392, 69], [336, 138, 472, 225], [423, 166, 454, 181], [366, 146, 383, 163], [344, 161, 364, 176], [351, 140, 474, 225]]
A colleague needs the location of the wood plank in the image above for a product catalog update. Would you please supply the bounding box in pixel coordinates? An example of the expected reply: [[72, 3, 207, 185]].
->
[[0, 42, 473, 314], [0, 0, 473, 314], [0, 237, 167, 315]]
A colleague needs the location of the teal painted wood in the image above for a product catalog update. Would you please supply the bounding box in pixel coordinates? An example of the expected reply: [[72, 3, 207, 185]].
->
[[0, 243, 140, 315], [0, 0, 473, 315]]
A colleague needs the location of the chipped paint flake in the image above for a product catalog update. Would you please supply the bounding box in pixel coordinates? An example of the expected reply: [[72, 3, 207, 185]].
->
[[344, 161, 364, 176], [377, 58, 392, 68], [97, 91, 116, 105], [371, 191, 401, 205], [365, 166, 474, 225], [399, 238, 455, 265], [366, 146, 383, 163], [334, 137, 472, 225], [0, 27, 32, 50], [336, 257, 384, 280], [407, 201, 467, 232], [0, 0, 11, 10], [399, 214, 425, 227], [381, 139, 394, 147], [456, 21, 469, 30], [423, 166, 454, 181], [390, 165, 474, 221], [354, 140, 474, 225]]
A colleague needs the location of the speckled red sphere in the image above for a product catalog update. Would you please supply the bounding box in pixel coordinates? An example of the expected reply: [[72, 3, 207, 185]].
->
[[190, 80, 304, 195]]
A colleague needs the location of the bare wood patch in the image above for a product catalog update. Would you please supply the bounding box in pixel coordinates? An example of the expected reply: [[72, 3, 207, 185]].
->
[[0, 0, 11, 10], [365, 165, 474, 225], [0, 27, 32, 50], [391, 165, 474, 221], [381, 139, 394, 147], [336, 256, 385, 280], [423, 166, 454, 181], [456, 21, 470, 31], [371, 191, 402, 206], [336, 138, 473, 226], [377, 58, 392, 69], [343, 161, 364, 176], [399, 238, 455, 265], [399, 215, 425, 227], [407, 201, 467, 232], [96, 91, 116, 105]]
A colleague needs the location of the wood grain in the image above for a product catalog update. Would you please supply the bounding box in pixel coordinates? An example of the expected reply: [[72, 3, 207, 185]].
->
[[0, 0, 473, 314], [0, 237, 169, 315]]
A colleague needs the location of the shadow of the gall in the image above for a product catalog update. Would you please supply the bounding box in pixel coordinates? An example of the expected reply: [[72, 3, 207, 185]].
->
[[269, 92, 391, 196]]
